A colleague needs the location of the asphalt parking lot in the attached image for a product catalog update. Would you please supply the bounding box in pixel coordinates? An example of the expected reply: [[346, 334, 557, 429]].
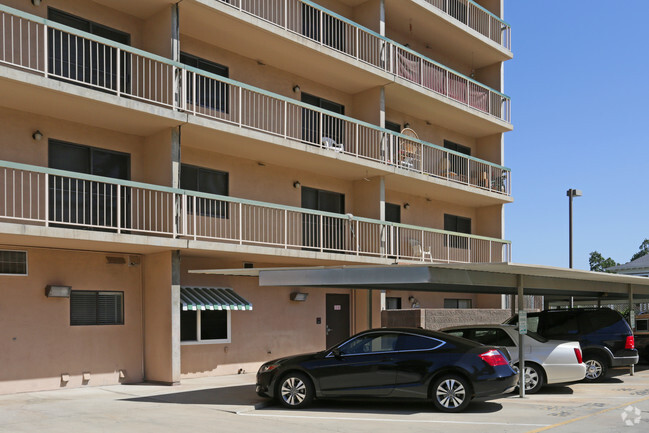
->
[[1, 365, 648, 433]]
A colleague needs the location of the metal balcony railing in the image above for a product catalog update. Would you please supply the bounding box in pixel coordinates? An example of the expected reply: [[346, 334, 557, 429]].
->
[[0, 161, 512, 263], [215, 0, 511, 122], [421, 0, 511, 50], [0, 5, 511, 196]]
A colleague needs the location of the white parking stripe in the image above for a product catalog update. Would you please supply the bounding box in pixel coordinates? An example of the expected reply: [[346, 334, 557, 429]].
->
[[237, 412, 550, 427]]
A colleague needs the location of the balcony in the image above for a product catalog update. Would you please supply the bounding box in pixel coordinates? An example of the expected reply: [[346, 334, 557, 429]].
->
[[0, 5, 511, 198], [184, 0, 511, 126], [0, 161, 511, 264], [406, 0, 510, 50]]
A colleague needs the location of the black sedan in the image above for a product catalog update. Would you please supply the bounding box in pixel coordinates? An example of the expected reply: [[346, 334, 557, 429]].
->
[[256, 328, 517, 412]]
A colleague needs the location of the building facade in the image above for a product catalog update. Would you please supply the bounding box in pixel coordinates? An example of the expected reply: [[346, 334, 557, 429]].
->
[[0, 0, 512, 393]]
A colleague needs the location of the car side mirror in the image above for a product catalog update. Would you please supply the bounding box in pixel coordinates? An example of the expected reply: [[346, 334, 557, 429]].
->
[[331, 348, 343, 359]]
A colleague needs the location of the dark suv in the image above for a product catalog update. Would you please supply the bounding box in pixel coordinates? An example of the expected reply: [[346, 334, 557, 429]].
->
[[505, 308, 638, 382]]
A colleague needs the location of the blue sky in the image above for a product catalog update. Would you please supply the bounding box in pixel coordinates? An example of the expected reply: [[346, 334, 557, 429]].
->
[[503, 1, 648, 270]]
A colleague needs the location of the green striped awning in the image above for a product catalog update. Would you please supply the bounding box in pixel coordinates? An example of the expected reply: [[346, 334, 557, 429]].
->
[[180, 287, 253, 311]]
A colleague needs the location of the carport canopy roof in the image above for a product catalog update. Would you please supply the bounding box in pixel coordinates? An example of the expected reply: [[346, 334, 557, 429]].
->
[[190, 262, 649, 300]]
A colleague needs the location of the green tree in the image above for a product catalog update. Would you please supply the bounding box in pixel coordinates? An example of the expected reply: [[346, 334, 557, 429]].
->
[[630, 239, 649, 262], [589, 251, 618, 272]]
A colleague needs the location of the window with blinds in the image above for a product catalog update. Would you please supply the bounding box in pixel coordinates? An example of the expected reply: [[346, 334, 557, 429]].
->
[[70, 291, 124, 325], [0, 250, 27, 275]]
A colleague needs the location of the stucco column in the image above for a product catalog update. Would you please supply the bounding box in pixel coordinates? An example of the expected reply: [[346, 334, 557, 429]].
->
[[142, 250, 181, 384]]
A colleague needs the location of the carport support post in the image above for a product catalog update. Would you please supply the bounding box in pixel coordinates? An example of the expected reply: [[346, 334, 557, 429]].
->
[[518, 275, 525, 398], [629, 284, 634, 376]]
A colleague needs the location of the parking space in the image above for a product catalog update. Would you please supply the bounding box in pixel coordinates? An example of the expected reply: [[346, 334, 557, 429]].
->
[[1, 366, 648, 433]]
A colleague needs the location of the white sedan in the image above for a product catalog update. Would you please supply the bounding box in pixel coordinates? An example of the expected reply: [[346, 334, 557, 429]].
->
[[442, 324, 586, 394]]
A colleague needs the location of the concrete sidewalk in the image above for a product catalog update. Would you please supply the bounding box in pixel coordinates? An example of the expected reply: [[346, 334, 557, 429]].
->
[[0, 373, 269, 433]]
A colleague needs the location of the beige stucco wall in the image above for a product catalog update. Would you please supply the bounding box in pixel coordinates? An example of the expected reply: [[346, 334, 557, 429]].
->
[[0, 107, 156, 182], [0, 247, 143, 394], [179, 35, 354, 114], [178, 256, 363, 377], [352, 0, 381, 33], [12, 0, 146, 48]]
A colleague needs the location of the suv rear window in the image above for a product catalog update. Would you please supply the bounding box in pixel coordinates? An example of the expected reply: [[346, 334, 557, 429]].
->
[[541, 312, 580, 338], [580, 309, 624, 333]]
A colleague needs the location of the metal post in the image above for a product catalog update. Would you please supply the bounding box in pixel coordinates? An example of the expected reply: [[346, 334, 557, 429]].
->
[[629, 284, 635, 376], [518, 274, 526, 398], [567, 188, 582, 307]]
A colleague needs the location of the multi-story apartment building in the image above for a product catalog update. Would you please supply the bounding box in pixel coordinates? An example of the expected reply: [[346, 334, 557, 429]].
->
[[0, 0, 512, 393]]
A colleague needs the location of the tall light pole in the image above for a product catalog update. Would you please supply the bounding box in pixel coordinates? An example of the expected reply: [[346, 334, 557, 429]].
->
[[567, 188, 582, 308]]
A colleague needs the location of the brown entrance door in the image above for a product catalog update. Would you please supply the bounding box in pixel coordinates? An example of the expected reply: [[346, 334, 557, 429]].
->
[[326, 294, 350, 348]]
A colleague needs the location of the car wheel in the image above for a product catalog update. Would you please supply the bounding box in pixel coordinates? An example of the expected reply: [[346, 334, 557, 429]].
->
[[513, 363, 544, 394], [277, 372, 314, 409], [583, 355, 608, 382], [432, 374, 472, 413]]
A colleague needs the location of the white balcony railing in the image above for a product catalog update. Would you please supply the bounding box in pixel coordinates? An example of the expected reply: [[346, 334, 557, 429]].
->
[[216, 0, 511, 122], [421, 0, 511, 50], [0, 161, 512, 263], [0, 5, 510, 196]]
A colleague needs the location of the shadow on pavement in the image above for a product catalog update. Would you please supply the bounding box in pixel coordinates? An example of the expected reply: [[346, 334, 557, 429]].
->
[[123, 384, 265, 406]]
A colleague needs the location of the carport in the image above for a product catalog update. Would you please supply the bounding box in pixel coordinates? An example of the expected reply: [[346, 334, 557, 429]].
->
[[192, 262, 649, 397]]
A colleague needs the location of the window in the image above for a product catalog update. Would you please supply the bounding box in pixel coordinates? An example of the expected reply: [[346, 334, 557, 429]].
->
[[180, 52, 229, 114], [386, 296, 402, 310], [48, 140, 130, 227], [0, 250, 27, 275], [181, 164, 229, 218], [540, 312, 579, 338], [443, 140, 471, 178], [445, 330, 466, 339], [70, 291, 124, 325], [385, 121, 401, 133], [637, 319, 648, 332], [301, 93, 345, 146], [338, 333, 398, 355], [444, 298, 472, 309], [48, 8, 130, 92], [301, 186, 345, 251], [180, 308, 230, 343], [443, 140, 471, 156], [472, 329, 515, 347], [396, 334, 445, 351], [444, 214, 471, 249]]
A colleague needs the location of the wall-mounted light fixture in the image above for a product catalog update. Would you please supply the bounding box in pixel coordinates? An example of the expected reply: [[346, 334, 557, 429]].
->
[[293, 181, 301, 189], [32, 130, 43, 141], [31, 0, 41, 6], [404, 123, 410, 129], [45, 285, 72, 298], [403, 203, 410, 209], [290, 292, 308, 302], [292, 85, 301, 93]]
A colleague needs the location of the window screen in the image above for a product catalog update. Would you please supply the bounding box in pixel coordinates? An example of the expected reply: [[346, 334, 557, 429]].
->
[[0, 250, 27, 275], [70, 291, 123, 325]]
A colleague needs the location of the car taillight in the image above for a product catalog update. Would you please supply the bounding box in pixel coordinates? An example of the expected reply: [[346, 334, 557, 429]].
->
[[479, 349, 509, 367], [574, 348, 583, 363], [625, 336, 635, 350]]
